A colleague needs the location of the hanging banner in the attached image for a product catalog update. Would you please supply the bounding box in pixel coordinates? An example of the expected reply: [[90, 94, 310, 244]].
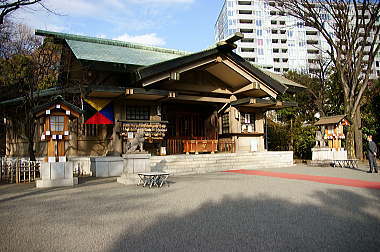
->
[[83, 98, 114, 124]]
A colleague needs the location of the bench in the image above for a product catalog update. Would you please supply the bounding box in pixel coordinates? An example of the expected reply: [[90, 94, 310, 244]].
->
[[331, 159, 359, 169], [137, 172, 170, 188]]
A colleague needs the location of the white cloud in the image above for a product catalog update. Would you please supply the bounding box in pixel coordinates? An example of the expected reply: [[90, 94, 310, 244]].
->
[[129, 0, 194, 3], [11, 0, 193, 45], [114, 33, 166, 46]]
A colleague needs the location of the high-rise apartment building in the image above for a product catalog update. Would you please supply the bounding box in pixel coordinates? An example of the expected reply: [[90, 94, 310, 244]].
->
[[215, 0, 380, 77]]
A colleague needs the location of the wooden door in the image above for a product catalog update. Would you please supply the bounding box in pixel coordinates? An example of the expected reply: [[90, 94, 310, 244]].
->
[[47, 139, 65, 162]]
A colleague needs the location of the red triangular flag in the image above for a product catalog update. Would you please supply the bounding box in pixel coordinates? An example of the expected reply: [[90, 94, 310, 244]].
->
[[85, 112, 113, 124]]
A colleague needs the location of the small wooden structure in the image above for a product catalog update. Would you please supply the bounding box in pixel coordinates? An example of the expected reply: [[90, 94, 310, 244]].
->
[[34, 96, 83, 162], [314, 115, 350, 150]]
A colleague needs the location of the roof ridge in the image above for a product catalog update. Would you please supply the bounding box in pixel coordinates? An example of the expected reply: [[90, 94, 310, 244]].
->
[[35, 29, 190, 56]]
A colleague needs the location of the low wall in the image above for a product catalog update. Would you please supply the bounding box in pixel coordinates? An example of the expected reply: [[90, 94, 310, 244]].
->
[[150, 151, 294, 176], [70, 157, 92, 176], [90, 157, 123, 177], [36, 162, 78, 188]]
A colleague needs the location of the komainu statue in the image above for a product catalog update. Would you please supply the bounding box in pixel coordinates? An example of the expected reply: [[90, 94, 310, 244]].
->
[[315, 130, 325, 147], [126, 129, 145, 153]]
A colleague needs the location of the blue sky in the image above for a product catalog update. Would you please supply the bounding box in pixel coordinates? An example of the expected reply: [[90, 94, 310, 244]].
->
[[13, 0, 224, 52]]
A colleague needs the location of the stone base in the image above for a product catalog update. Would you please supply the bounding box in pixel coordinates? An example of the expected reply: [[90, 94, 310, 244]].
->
[[36, 177, 78, 188], [117, 174, 139, 185], [123, 153, 151, 174], [37, 162, 77, 188], [90, 156, 123, 177]]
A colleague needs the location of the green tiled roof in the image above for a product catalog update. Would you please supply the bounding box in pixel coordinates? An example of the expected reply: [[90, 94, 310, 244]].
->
[[35, 30, 189, 66], [260, 69, 306, 89]]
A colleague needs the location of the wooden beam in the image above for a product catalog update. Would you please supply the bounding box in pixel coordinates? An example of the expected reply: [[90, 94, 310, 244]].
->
[[223, 57, 278, 99], [175, 95, 230, 103], [221, 59, 254, 83], [141, 72, 171, 87], [160, 82, 233, 95], [233, 82, 260, 94], [169, 72, 180, 80], [125, 88, 170, 97], [125, 88, 134, 95], [142, 57, 218, 87], [258, 83, 277, 99]]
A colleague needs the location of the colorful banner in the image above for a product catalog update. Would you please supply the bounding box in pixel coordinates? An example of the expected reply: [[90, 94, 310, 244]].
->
[[83, 98, 114, 124]]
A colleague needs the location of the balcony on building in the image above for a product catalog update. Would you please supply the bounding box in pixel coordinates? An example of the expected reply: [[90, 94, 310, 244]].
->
[[239, 19, 253, 24], [238, 1, 252, 5], [238, 10, 253, 15], [244, 57, 256, 63], [306, 39, 319, 45], [240, 28, 254, 34], [307, 49, 320, 55], [241, 38, 255, 43], [241, 47, 255, 53]]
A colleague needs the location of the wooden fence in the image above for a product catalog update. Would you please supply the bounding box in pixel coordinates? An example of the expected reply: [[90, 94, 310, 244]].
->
[[166, 138, 236, 155], [218, 139, 236, 153], [0, 158, 40, 184]]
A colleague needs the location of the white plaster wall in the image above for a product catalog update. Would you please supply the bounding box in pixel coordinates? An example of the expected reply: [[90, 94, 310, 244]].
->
[[236, 136, 265, 152]]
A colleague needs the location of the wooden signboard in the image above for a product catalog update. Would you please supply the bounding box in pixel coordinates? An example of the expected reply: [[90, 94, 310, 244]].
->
[[120, 120, 168, 141]]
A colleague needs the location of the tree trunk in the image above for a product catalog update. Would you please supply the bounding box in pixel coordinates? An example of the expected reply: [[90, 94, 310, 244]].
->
[[346, 124, 355, 159], [28, 135, 36, 161], [353, 107, 363, 160], [289, 118, 294, 151], [26, 112, 36, 161], [346, 105, 364, 160]]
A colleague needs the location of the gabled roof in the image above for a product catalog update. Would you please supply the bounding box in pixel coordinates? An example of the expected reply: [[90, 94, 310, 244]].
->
[[35, 30, 188, 66], [314, 115, 347, 126], [137, 45, 288, 94], [33, 95, 84, 116], [259, 69, 306, 92], [35, 30, 300, 96]]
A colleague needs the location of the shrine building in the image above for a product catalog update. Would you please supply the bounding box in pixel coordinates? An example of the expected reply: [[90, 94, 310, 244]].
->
[[1, 30, 304, 173]]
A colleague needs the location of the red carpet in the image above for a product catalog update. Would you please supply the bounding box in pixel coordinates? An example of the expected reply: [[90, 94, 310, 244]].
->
[[225, 170, 380, 189]]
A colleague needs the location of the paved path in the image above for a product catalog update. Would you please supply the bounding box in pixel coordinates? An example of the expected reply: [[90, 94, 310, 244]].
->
[[0, 165, 379, 251]]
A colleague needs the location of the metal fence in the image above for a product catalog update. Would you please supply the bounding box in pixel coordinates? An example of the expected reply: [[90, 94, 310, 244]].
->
[[0, 158, 40, 184]]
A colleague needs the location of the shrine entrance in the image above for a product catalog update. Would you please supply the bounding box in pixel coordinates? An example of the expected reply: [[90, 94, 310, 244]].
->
[[163, 103, 219, 154]]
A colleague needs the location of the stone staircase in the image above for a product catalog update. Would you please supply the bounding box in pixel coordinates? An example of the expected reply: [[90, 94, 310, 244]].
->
[[150, 151, 294, 176]]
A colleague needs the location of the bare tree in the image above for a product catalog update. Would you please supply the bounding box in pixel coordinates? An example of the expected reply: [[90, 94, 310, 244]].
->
[[0, 23, 61, 160], [275, 0, 380, 159], [0, 19, 41, 58], [0, 0, 46, 25]]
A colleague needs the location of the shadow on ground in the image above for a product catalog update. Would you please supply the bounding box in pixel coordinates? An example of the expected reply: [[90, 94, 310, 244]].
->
[[0, 177, 117, 203], [111, 189, 380, 251]]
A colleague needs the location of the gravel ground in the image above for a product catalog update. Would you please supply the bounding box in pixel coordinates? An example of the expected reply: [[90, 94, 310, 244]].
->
[[0, 164, 379, 252]]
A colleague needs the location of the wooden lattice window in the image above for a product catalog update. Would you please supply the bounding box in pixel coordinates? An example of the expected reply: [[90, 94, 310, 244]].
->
[[126, 106, 150, 120], [50, 116, 64, 132], [83, 124, 99, 137], [222, 113, 230, 134]]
